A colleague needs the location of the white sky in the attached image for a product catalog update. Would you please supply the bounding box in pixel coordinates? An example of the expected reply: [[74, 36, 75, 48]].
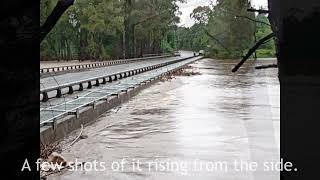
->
[[177, 0, 269, 27]]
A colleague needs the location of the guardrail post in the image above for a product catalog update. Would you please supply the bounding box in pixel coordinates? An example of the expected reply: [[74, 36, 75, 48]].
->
[[79, 83, 83, 91], [102, 78, 107, 84], [56, 89, 62, 98], [42, 92, 49, 102], [68, 86, 74, 94], [95, 79, 100, 86], [88, 81, 92, 89], [108, 76, 112, 82]]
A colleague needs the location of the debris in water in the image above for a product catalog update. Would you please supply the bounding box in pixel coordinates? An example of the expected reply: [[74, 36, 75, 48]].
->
[[160, 66, 201, 82], [40, 142, 62, 159], [47, 152, 67, 167], [80, 134, 88, 139], [110, 106, 122, 113]]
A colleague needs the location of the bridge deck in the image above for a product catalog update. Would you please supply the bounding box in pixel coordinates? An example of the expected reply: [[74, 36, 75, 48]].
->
[[40, 56, 202, 126], [41, 56, 183, 91]]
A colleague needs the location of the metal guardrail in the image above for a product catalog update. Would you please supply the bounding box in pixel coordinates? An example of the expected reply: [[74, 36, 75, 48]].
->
[[40, 54, 176, 74], [40, 56, 193, 102], [40, 55, 202, 126]]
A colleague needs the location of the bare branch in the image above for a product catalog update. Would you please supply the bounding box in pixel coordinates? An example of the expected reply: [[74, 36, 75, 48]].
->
[[232, 33, 275, 72], [40, 0, 75, 42], [235, 15, 271, 26], [204, 29, 232, 54], [247, 8, 270, 14]]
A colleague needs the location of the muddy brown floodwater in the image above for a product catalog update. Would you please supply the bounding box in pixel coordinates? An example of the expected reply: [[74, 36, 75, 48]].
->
[[49, 58, 280, 180]]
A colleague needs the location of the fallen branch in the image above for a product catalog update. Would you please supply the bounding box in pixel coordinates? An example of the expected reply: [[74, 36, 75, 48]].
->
[[40, 0, 75, 42], [232, 33, 275, 72], [255, 64, 278, 69], [69, 124, 84, 146]]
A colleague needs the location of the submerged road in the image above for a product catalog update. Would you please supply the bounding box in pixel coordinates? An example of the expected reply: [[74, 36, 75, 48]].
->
[[40, 53, 192, 90], [40, 51, 199, 125], [49, 58, 280, 180]]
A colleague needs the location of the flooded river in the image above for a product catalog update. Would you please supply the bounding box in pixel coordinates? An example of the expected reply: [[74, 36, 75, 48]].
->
[[50, 58, 279, 180]]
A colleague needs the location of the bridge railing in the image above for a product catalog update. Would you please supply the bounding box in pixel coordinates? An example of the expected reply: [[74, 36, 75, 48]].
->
[[40, 55, 193, 102], [40, 54, 178, 74]]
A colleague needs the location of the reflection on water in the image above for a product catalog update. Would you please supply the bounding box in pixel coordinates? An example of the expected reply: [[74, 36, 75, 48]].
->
[[51, 59, 279, 180]]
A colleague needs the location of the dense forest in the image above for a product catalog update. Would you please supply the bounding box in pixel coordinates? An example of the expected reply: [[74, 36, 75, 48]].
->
[[177, 0, 276, 58], [40, 0, 275, 61], [40, 0, 182, 61]]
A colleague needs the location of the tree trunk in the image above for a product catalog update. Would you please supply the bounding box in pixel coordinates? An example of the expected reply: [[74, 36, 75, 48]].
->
[[268, 1, 320, 179], [123, 28, 126, 59], [1, 3, 39, 178]]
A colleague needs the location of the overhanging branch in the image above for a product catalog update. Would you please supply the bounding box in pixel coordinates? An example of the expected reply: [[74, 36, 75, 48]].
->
[[235, 15, 271, 26], [204, 29, 231, 54], [247, 8, 270, 14], [40, 0, 75, 42], [232, 32, 275, 72]]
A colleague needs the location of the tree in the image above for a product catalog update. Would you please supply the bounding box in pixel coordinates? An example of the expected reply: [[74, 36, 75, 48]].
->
[[190, 6, 211, 24], [206, 0, 255, 58], [40, 0, 184, 61], [254, 14, 275, 57], [178, 0, 257, 59]]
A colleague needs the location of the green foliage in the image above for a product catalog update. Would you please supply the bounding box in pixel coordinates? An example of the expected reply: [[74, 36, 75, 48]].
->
[[41, 0, 274, 60], [177, 24, 209, 52], [177, 0, 276, 59], [190, 6, 211, 24], [206, 0, 255, 58], [40, 0, 183, 61], [255, 14, 276, 57]]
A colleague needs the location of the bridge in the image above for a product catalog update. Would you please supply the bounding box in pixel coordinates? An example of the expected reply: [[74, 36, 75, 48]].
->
[[40, 51, 203, 143]]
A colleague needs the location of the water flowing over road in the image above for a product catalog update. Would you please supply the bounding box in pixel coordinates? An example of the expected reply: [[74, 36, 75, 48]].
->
[[49, 58, 279, 180]]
